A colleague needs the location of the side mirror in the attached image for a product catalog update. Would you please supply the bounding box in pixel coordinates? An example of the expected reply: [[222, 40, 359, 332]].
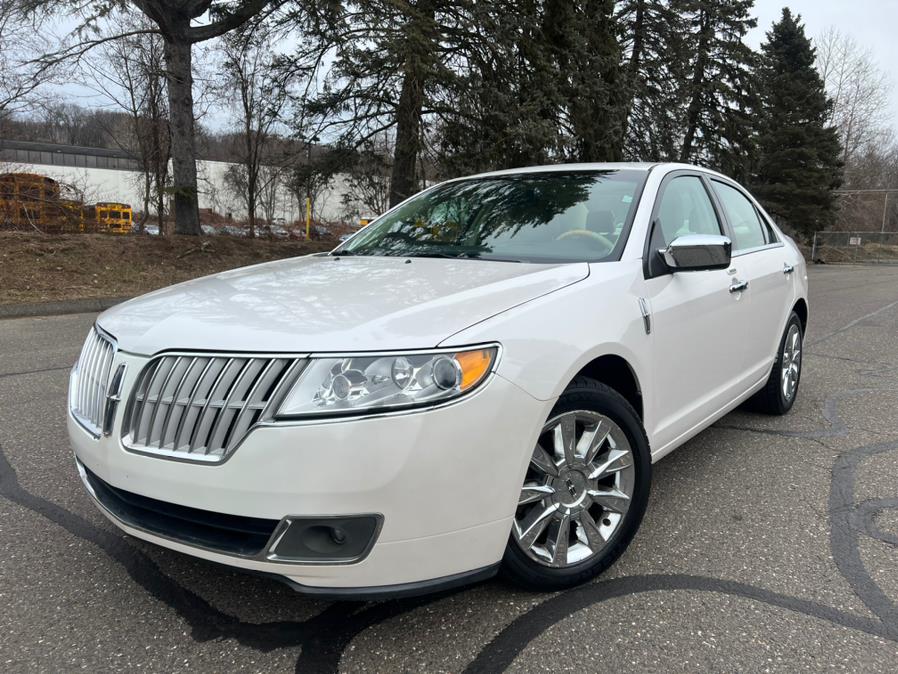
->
[[660, 234, 732, 271]]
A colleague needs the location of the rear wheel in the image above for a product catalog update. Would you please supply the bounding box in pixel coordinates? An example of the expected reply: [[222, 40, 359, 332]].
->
[[501, 377, 651, 591], [748, 312, 803, 415]]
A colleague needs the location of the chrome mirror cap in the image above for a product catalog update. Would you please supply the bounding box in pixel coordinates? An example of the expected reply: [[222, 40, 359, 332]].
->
[[660, 234, 732, 271]]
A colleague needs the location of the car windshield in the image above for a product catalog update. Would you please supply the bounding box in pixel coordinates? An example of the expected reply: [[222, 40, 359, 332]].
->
[[337, 170, 647, 263]]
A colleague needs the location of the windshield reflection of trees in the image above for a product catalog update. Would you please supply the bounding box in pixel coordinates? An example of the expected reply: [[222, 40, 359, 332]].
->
[[355, 173, 610, 258]]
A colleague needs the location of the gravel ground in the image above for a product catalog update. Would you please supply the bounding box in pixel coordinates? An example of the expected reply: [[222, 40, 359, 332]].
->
[[1, 264, 897, 672]]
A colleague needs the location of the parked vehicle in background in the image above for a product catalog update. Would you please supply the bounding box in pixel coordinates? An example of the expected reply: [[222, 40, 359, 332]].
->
[[83, 202, 133, 235], [68, 162, 807, 598]]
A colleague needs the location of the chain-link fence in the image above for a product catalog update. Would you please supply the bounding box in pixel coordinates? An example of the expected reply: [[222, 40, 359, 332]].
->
[[811, 231, 898, 264]]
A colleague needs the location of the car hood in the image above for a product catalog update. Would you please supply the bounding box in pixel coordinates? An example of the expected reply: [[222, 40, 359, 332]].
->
[[98, 255, 588, 355]]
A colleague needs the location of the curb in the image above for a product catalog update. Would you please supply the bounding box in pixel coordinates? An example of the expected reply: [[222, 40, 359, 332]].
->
[[0, 296, 133, 320]]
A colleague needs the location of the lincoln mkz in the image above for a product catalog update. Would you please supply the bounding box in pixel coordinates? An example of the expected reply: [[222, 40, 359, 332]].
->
[[69, 163, 808, 598]]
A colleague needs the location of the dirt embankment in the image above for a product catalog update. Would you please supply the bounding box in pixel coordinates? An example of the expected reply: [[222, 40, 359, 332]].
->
[[0, 232, 335, 305]]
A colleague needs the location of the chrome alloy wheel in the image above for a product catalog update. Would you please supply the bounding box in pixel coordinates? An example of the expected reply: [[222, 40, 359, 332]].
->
[[781, 323, 802, 402], [512, 410, 636, 568]]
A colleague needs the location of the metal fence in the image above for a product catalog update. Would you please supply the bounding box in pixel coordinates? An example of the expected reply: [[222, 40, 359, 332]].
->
[[811, 231, 898, 264]]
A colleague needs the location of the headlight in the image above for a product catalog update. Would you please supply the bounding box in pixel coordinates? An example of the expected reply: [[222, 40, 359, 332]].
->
[[276, 346, 498, 418]]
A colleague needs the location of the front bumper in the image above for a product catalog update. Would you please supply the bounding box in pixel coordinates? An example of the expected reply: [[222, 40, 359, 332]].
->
[[70, 353, 551, 595]]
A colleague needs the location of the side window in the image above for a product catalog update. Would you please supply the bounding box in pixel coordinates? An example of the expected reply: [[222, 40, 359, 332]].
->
[[654, 176, 722, 248], [711, 181, 768, 251]]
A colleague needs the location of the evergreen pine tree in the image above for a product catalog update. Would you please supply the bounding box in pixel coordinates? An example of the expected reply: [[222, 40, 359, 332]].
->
[[617, 0, 689, 161], [436, 0, 626, 175], [671, 0, 757, 173], [753, 8, 842, 238]]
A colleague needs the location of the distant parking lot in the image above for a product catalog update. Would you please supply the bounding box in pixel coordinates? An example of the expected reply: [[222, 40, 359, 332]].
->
[[1, 265, 898, 672]]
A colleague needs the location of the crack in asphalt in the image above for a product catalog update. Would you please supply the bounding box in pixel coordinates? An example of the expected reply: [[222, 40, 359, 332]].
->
[[0, 364, 72, 380], [807, 298, 898, 346]]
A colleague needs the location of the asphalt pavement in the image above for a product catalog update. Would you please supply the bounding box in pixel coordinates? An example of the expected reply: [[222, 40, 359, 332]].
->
[[1, 264, 898, 672]]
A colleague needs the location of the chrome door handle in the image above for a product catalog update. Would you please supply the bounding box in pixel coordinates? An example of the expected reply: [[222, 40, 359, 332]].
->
[[783, 263, 795, 275], [729, 279, 749, 294]]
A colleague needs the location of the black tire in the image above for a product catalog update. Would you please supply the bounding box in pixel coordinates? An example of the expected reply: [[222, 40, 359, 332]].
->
[[748, 311, 803, 415], [500, 377, 651, 591]]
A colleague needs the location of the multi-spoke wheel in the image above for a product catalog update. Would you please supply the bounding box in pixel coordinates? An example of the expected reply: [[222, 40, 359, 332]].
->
[[781, 323, 802, 402], [513, 411, 635, 568], [502, 377, 651, 590], [749, 311, 804, 415]]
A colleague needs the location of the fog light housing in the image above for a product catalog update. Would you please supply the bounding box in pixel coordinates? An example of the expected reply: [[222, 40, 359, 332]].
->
[[267, 515, 381, 563]]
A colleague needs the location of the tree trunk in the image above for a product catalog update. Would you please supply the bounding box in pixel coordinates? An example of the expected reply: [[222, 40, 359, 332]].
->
[[619, 0, 645, 146], [163, 34, 201, 235], [389, 68, 425, 208], [388, 2, 434, 208], [680, 9, 710, 163], [139, 168, 150, 233]]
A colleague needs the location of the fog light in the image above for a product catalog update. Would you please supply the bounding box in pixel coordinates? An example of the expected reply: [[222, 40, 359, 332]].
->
[[268, 515, 381, 563]]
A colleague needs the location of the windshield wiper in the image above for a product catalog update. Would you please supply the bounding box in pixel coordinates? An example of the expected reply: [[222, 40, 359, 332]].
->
[[404, 251, 522, 262], [331, 250, 357, 256]]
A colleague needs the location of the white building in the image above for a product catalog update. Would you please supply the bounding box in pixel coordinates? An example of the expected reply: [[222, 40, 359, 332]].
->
[[0, 139, 360, 225]]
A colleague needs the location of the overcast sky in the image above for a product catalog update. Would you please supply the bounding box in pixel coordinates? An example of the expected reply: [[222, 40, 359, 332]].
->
[[749, 0, 898, 131]]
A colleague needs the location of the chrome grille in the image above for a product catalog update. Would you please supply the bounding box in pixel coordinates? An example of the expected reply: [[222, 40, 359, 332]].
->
[[123, 354, 304, 463], [70, 327, 117, 436]]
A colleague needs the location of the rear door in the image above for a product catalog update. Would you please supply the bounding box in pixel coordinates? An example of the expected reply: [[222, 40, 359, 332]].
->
[[641, 172, 752, 452], [709, 179, 794, 383]]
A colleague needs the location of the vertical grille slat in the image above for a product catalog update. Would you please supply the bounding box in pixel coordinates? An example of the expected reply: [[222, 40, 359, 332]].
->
[[172, 358, 215, 452], [137, 359, 170, 445], [93, 339, 114, 423], [69, 327, 118, 436], [227, 359, 282, 453], [79, 330, 100, 418], [158, 357, 198, 450], [123, 353, 302, 463], [189, 357, 238, 454], [205, 358, 260, 455], [145, 356, 183, 447]]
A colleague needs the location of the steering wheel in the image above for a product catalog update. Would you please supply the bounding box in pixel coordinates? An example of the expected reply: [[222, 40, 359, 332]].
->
[[556, 228, 615, 252]]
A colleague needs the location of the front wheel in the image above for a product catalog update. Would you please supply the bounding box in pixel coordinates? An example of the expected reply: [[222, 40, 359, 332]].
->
[[501, 377, 651, 591]]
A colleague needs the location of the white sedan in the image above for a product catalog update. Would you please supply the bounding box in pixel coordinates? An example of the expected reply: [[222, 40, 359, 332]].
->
[[68, 163, 808, 598]]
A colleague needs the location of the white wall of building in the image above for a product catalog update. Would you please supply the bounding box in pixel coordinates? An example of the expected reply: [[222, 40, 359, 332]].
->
[[3, 159, 364, 224]]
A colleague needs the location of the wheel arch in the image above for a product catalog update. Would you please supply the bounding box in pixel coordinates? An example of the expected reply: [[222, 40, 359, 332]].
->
[[792, 298, 808, 334], [570, 353, 643, 420]]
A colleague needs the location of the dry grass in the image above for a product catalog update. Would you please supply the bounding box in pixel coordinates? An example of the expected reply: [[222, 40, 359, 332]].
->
[[0, 232, 335, 305]]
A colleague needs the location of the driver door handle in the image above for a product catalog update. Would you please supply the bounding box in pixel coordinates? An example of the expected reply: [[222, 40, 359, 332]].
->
[[729, 279, 749, 294]]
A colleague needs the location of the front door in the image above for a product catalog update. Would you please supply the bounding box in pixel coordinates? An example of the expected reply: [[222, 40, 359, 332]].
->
[[641, 173, 752, 453]]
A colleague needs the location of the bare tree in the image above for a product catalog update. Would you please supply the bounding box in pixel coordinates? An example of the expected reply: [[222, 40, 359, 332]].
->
[[340, 136, 392, 221], [82, 12, 171, 232], [257, 164, 284, 227], [816, 27, 892, 168], [219, 24, 290, 237], [0, 1, 50, 123], [283, 144, 348, 226], [23, 0, 280, 235]]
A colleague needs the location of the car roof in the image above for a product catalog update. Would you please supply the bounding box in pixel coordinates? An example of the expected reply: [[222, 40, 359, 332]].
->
[[456, 162, 727, 181]]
